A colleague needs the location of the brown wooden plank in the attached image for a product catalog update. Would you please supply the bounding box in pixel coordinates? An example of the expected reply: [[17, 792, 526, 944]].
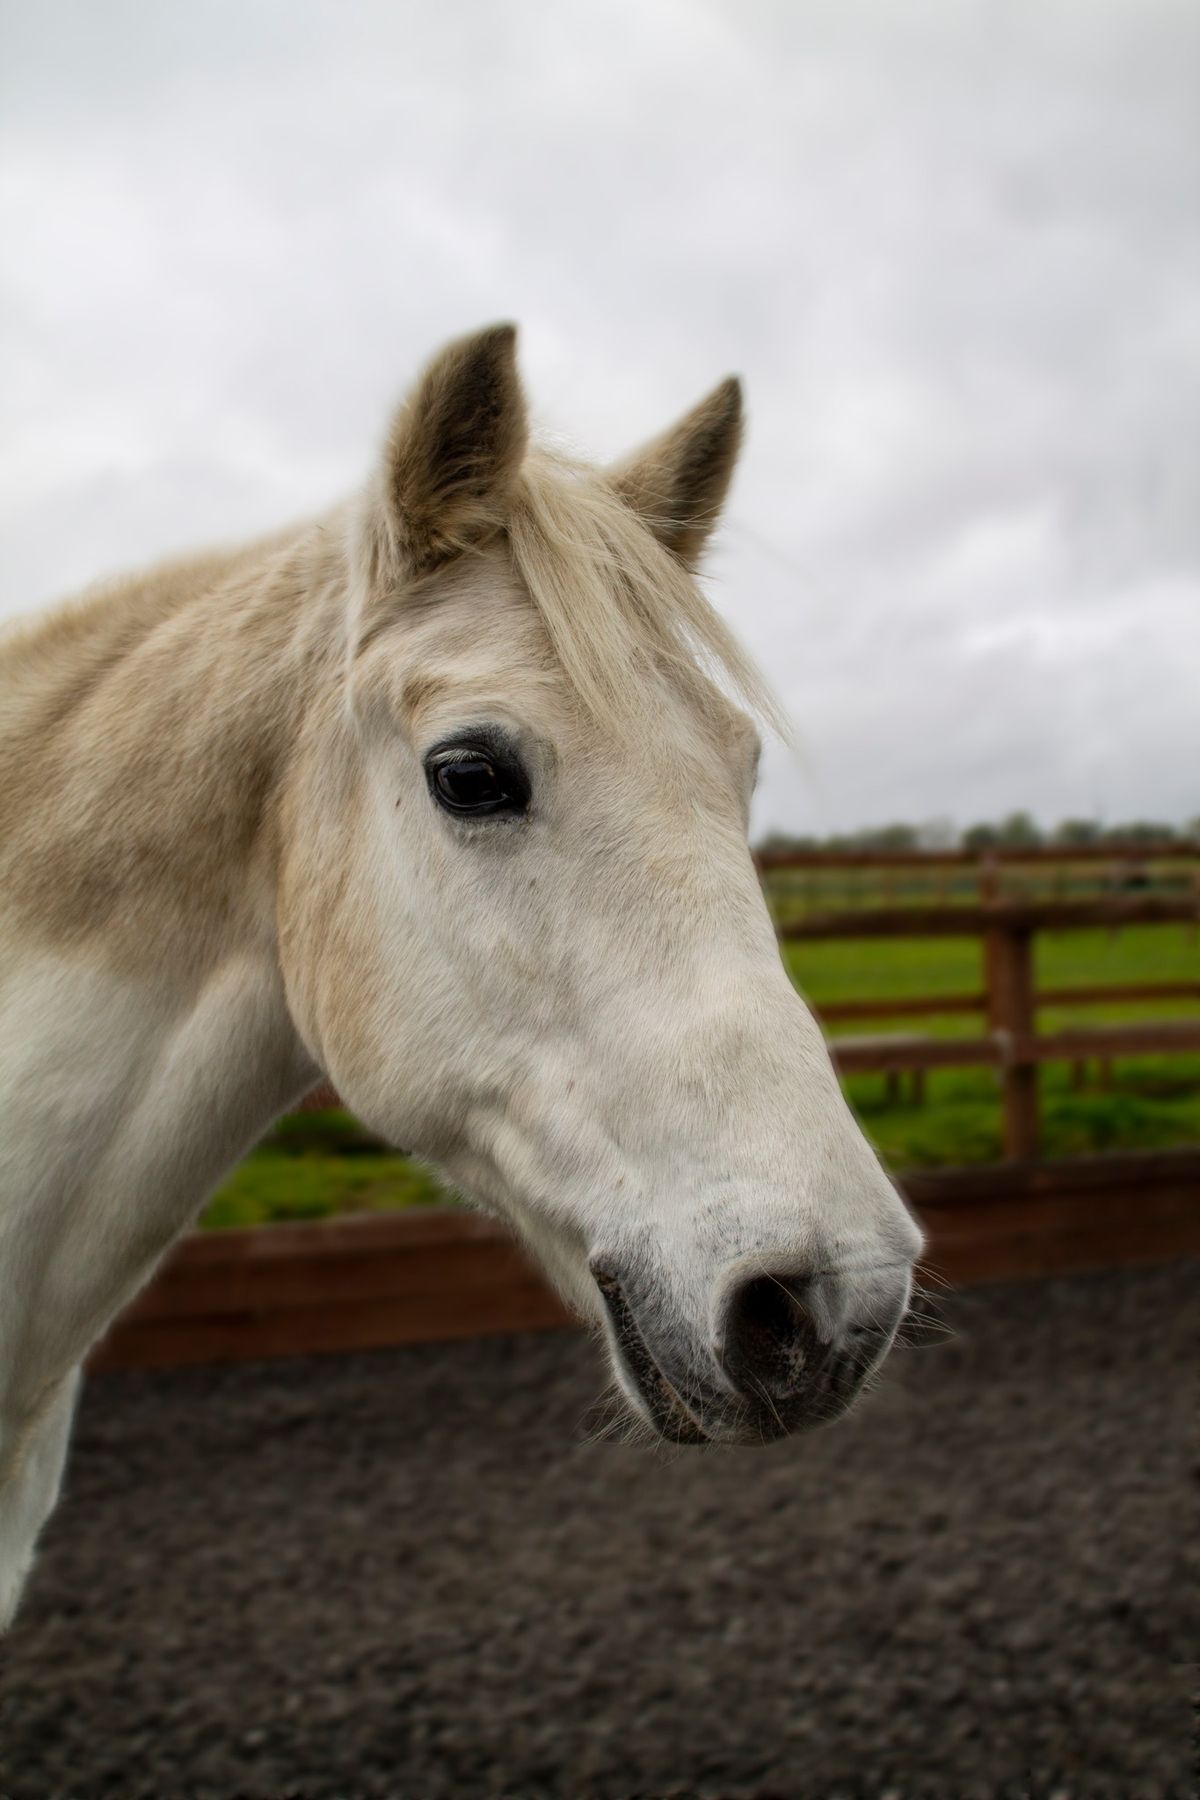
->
[[922, 1215, 1200, 1284], [832, 1035, 1002, 1074], [88, 1148, 1200, 1371], [814, 981, 1200, 1026], [916, 1156, 1200, 1279], [90, 1281, 573, 1371], [757, 842, 1198, 871], [901, 1146, 1200, 1204], [1027, 1020, 1200, 1059], [120, 1237, 540, 1323], [817, 993, 987, 1021], [914, 1183, 1200, 1241], [1035, 980, 1200, 1007], [779, 898, 1199, 939], [830, 1022, 1200, 1077], [920, 1178, 1200, 1275]]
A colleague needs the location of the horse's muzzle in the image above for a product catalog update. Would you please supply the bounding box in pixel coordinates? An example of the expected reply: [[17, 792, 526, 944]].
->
[[591, 1256, 912, 1446]]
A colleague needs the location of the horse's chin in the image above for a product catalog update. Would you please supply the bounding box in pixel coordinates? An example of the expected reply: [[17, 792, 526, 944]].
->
[[589, 1263, 708, 1443], [610, 1334, 853, 1450]]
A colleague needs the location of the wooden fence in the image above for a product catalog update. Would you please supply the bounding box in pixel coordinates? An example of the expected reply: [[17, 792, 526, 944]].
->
[[756, 838, 1199, 876], [91, 1147, 1200, 1370], [758, 841, 1200, 919], [780, 895, 1200, 1160], [759, 838, 1200, 889]]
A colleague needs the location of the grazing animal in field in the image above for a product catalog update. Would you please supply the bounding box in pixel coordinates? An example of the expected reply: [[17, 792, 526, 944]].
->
[[0, 326, 921, 1627]]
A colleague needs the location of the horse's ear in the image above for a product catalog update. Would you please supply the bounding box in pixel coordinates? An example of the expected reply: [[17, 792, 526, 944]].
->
[[381, 323, 528, 572], [609, 377, 743, 568]]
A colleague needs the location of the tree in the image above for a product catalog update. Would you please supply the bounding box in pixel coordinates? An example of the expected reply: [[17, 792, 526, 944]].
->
[[1053, 818, 1102, 846], [756, 830, 819, 855], [1103, 821, 1177, 846], [996, 810, 1042, 848], [859, 823, 919, 852]]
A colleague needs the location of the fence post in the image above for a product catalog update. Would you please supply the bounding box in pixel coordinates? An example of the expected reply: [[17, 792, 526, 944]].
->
[[984, 917, 1039, 1159], [978, 849, 1001, 906]]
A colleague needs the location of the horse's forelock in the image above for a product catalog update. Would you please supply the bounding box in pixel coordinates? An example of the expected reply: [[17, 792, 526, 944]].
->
[[506, 451, 786, 748]]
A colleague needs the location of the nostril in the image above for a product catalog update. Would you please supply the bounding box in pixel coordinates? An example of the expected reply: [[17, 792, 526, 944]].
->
[[719, 1273, 826, 1399], [729, 1274, 806, 1345]]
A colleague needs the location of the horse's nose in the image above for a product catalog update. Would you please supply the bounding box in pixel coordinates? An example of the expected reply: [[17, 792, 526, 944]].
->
[[716, 1263, 909, 1415]]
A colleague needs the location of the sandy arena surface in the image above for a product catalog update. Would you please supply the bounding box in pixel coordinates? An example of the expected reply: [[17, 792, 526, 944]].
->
[[1, 1259, 1195, 1800]]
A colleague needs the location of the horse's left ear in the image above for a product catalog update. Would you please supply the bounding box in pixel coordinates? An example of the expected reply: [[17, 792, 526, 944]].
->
[[609, 377, 743, 568], [381, 322, 528, 573]]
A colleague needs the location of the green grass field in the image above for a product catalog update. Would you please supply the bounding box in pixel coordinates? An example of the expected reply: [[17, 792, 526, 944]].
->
[[200, 920, 1198, 1228], [785, 923, 1200, 1169], [199, 1110, 448, 1229]]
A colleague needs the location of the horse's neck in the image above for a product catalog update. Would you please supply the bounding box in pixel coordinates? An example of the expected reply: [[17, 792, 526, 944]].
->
[[0, 529, 338, 1389]]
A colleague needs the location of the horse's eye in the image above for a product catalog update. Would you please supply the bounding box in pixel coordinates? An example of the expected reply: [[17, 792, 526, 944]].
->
[[426, 746, 530, 818]]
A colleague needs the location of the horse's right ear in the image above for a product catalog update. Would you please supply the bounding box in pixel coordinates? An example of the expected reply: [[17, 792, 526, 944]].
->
[[608, 377, 743, 569], [378, 323, 528, 575]]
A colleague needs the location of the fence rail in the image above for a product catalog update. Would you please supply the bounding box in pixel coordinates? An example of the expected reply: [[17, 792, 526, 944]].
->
[[781, 894, 1200, 1159], [756, 841, 1199, 871], [776, 896, 1199, 938], [831, 1020, 1200, 1076], [91, 1147, 1200, 1371], [817, 980, 1200, 1024]]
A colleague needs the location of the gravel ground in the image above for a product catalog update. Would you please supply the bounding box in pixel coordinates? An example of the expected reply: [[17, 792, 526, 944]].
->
[[1, 1260, 1195, 1800]]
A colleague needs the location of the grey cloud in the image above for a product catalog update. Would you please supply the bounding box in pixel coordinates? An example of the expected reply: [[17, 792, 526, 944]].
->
[[1, 0, 1196, 832]]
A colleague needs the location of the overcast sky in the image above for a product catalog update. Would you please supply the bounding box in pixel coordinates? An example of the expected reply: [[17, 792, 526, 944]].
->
[[2, 0, 1197, 836]]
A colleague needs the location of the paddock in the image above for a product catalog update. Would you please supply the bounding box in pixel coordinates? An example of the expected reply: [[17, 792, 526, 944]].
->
[[4, 1258, 1192, 1799], [6, 866, 1190, 1796]]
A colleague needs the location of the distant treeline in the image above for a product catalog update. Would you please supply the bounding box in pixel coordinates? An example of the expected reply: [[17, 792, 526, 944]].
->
[[757, 811, 1200, 856]]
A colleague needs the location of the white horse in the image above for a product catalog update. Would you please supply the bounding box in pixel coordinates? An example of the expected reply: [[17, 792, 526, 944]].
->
[[0, 326, 921, 1628]]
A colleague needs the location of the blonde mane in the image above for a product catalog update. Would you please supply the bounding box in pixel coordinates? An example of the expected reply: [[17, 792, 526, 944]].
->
[[508, 452, 785, 743], [3, 454, 779, 762]]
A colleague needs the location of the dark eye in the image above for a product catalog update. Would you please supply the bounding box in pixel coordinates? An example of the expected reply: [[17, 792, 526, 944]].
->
[[425, 744, 530, 818]]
